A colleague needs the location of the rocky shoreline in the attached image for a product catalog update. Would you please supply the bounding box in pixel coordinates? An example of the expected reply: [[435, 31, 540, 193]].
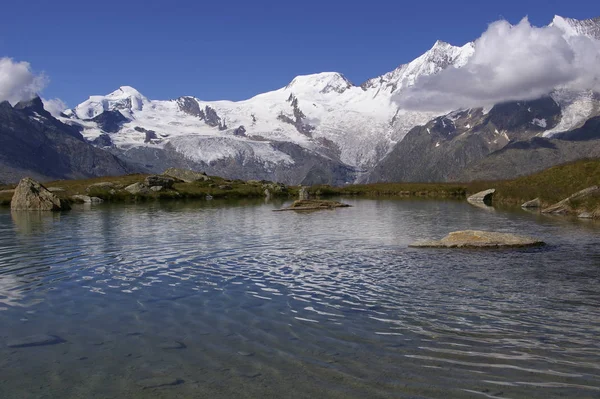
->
[[1, 161, 599, 220]]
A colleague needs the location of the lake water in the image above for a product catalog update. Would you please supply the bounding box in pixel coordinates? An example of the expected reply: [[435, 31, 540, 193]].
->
[[0, 199, 599, 398]]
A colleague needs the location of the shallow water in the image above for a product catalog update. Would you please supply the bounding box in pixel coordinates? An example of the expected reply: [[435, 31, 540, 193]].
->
[[0, 199, 599, 398]]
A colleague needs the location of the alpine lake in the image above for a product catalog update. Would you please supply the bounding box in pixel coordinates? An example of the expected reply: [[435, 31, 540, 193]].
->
[[0, 198, 599, 398]]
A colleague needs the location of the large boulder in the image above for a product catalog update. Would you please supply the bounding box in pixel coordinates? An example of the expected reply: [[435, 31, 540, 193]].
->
[[125, 182, 151, 195], [542, 186, 600, 215], [467, 189, 495, 205], [162, 168, 209, 183], [144, 175, 175, 189], [410, 230, 544, 248], [275, 199, 351, 211], [11, 177, 70, 211]]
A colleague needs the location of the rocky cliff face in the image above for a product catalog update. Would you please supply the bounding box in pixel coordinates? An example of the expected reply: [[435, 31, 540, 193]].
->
[[365, 97, 566, 182]]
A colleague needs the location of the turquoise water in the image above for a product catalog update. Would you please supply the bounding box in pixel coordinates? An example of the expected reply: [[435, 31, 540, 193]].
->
[[0, 199, 599, 398]]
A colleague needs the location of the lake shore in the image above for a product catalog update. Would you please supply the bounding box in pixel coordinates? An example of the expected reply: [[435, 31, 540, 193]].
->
[[1, 159, 599, 218]]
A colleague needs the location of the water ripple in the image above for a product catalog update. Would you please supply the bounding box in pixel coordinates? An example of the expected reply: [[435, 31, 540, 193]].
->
[[0, 201, 599, 397]]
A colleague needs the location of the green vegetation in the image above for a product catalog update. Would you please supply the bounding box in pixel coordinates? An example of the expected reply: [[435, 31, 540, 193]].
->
[[1, 159, 598, 211], [308, 182, 467, 198], [0, 173, 293, 206], [467, 159, 600, 208]]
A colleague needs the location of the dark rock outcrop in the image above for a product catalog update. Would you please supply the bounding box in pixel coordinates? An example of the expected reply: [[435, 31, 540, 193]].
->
[[177, 96, 205, 118], [135, 126, 159, 143], [0, 98, 140, 183], [91, 133, 113, 147], [367, 98, 563, 183], [277, 95, 315, 137], [233, 126, 247, 137], [144, 175, 175, 189], [91, 110, 128, 133]]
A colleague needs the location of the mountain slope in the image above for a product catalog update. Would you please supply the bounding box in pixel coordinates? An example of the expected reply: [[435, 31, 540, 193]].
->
[[59, 40, 477, 184], [0, 97, 139, 183]]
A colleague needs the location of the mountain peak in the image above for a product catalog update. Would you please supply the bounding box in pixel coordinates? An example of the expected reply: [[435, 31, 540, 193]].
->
[[551, 15, 600, 39], [111, 86, 145, 98], [430, 40, 452, 50], [286, 72, 353, 94], [14, 96, 51, 118], [73, 86, 148, 119]]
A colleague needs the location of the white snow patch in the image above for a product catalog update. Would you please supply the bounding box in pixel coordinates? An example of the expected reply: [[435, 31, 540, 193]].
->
[[532, 118, 547, 128], [170, 136, 294, 166]]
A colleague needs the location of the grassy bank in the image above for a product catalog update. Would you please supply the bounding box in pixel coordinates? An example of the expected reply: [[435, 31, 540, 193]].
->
[[0, 174, 293, 206], [467, 159, 600, 209], [1, 159, 598, 209]]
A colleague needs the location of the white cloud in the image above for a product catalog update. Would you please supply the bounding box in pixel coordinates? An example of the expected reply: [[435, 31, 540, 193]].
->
[[42, 97, 68, 117], [395, 18, 600, 112], [0, 57, 48, 105]]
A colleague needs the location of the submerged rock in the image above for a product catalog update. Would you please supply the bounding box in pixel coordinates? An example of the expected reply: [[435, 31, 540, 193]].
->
[[159, 340, 187, 350], [467, 189, 495, 206], [521, 197, 541, 208], [11, 178, 70, 211], [410, 230, 545, 248], [275, 199, 351, 211], [137, 377, 185, 389], [6, 334, 66, 348]]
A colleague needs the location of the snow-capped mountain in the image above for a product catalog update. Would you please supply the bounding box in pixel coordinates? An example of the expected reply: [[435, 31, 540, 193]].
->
[[57, 15, 600, 185], [58, 39, 477, 183], [551, 15, 600, 39]]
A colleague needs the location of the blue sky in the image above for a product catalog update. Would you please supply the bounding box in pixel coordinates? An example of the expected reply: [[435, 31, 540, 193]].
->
[[0, 0, 597, 106]]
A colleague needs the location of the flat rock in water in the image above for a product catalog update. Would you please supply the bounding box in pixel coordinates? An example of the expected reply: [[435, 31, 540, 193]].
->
[[275, 199, 351, 211], [159, 340, 187, 350], [7, 334, 66, 348], [137, 377, 185, 389], [410, 230, 544, 248]]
